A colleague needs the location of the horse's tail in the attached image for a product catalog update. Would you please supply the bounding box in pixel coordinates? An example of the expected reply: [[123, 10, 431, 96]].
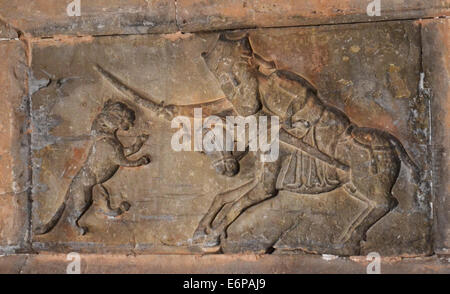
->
[[389, 137, 421, 183], [34, 197, 67, 235]]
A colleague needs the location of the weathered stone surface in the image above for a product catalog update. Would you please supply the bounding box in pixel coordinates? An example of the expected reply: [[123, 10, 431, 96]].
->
[[0, 2, 449, 277], [0, 1, 449, 37], [177, 0, 450, 32], [0, 18, 18, 39], [422, 18, 450, 255], [0, 0, 177, 37], [0, 255, 27, 274], [0, 253, 448, 274], [27, 20, 433, 257], [0, 40, 30, 253]]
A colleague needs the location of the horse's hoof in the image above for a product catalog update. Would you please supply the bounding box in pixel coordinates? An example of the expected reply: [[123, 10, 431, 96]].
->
[[203, 233, 221, 248], [77, 226, 88, 236], [192, 231, 207, 245], [201, 233, 222, 253], [201, 245, 221, 253], [192, 229, 207, 242]]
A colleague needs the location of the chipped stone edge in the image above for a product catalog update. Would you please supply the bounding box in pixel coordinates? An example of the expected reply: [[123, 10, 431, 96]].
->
[[0, 253, 447, 274], [0, 2, 449, 38]]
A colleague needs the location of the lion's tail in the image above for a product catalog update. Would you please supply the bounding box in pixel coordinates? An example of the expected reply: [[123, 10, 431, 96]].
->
[[34, 199, 67, 235]]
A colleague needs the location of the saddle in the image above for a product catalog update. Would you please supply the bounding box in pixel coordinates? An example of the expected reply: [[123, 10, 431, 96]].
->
[[342, 125, 394, 174]]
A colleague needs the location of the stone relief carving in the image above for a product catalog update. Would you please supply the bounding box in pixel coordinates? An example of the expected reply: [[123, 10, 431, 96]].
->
[[30, 24, 430, 256], [187, 32, 422, 253], [90, 32, 422, 255], [35, 100, 151, 235]]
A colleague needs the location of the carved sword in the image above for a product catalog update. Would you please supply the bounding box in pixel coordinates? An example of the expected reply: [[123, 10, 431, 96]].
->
[[95, 64, 349, 171], [279, 127, 350, 172], [94, 64, 235, 120], [94, 64, 176, 120]]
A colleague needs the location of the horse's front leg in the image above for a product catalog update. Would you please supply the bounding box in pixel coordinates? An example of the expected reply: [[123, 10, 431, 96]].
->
[[202, 184, 275, 247], [193, 179, 257, 241], [203, 158, 282, 247]]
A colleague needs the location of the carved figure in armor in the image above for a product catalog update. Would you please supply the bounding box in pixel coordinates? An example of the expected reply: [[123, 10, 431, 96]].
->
[[192, 32, 421, 252]]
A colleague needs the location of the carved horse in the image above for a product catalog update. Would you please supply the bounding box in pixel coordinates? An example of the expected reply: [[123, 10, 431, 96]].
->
[[192, 68, 421, 250]]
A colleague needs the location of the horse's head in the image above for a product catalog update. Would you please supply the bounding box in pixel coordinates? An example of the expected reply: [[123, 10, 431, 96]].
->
[[211, 153, 240, 177]]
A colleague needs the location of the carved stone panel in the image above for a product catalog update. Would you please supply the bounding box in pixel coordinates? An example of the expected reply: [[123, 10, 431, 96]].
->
[[30, 21, 432, 256]]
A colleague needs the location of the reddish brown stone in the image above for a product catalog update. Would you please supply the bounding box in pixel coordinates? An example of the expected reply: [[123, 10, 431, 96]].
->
[[177, 0, 450, 32], [0, 0, 448, 274], [0, 0, 177, 37], [0, 253, 445, 274], [422, 18, 450, 255], [0, 255, 27, 274], [0, 18, 18, 39], [0, 1, 449, 37], [0, 40, 30, 252], [25, 21, 432, 257]]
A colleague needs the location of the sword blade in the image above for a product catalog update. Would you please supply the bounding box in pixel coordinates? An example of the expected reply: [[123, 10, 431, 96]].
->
[[94, 64, 167, 114]]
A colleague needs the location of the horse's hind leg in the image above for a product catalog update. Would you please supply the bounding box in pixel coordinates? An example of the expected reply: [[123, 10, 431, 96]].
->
[[96, 184, 130, 217], [337, 184, 375, 243], [335, 132, 401, 249], [337, 183, 398, 245]]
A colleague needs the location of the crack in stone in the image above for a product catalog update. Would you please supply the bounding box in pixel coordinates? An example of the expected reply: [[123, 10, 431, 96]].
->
[[6, 16, 448, 42], [174, 0, 180, 31], [17, 254, 30, 274]]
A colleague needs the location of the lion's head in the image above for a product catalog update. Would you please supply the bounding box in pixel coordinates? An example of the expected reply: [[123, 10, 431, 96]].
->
[[91, 100, 136, 134]]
